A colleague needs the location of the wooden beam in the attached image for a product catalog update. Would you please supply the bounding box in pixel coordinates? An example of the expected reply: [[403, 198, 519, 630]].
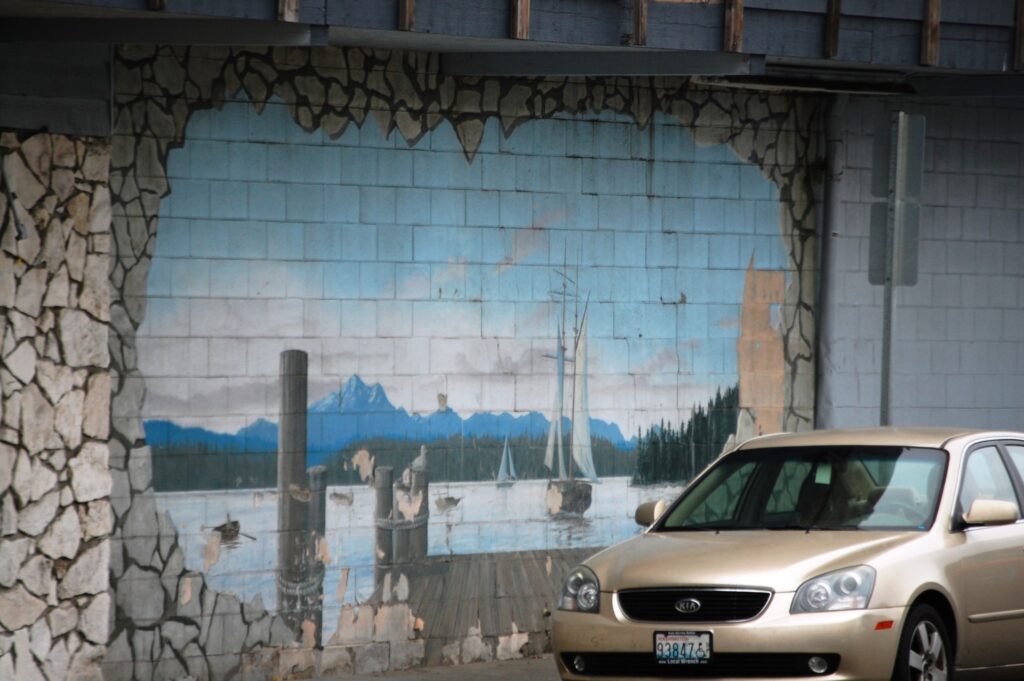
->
[[633, 0, 649, 47], [278, 0, 301, 23], [1015, 0, 1024, 71], [723, 0, 744, 53], [399, 0, 415, 31], [824, 0, 841, 58], [510, 0, 530, 40], [921, 0, 941, 66]]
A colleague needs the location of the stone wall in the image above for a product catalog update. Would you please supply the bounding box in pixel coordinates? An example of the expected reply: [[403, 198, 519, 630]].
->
[[0, 132, 113, 681], [101, 45, 821, 679]]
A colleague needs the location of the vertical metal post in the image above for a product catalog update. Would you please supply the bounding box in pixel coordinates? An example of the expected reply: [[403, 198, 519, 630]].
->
[[277, 349, 308, 633], [880, 113, 908, 427], [373, 466, 394, 591]]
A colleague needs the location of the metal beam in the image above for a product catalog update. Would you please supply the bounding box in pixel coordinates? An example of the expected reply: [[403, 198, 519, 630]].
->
[[440, 50, 764, 76], [723, 0, 744, 53], [921, 0, 941, 66], [0, 18, 315, 45]]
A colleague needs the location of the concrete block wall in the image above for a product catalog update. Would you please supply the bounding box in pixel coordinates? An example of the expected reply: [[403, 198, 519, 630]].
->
[[104, 46, 821, 677], [821, 98, 1024, 428]]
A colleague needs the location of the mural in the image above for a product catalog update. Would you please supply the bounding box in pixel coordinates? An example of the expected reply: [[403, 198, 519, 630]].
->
[[107, 45, 819, 678]]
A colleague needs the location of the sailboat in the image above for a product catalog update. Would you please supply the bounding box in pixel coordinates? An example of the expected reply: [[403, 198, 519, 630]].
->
[[544, 294, 599, 516], [496, 435, 517, 488]]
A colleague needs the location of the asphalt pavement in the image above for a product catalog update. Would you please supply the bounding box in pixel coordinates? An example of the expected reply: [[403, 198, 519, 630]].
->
[[327, 655, 559, 681]]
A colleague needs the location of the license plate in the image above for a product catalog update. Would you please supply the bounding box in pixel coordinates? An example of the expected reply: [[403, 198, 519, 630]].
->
[[654, 631, 712, 665]]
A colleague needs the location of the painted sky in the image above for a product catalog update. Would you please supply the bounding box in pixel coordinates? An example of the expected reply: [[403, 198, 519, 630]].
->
[[137, 95, 788, 438]]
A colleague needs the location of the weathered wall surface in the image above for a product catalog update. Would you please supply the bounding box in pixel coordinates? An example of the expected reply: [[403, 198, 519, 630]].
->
[[101, 45, 820, 678], [820, 98, 1024, 429], [0, 132, 113, 681]]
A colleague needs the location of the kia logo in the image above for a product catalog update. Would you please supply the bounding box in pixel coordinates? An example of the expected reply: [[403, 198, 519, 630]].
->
[[675, 598, 701, 614]]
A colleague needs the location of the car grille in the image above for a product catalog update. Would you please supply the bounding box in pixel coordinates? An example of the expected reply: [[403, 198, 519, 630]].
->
[[560, 653, 840, 677], [617, 588, 772, 622]]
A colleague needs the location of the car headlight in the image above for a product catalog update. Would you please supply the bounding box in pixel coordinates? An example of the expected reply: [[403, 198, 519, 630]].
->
[[791, 565, 875, 614], [559, 565, 600, 613]]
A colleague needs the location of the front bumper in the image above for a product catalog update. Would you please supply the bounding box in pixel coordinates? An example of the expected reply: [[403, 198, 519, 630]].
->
[[552, 592, 904, 681]]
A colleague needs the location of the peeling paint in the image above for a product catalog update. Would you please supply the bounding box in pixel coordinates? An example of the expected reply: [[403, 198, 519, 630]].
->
[[396, 489, 424, 521], [287, 483, 312, 503], [300, 619, 317, 648], [315, 536, 330, 564], [435, 495, 461, 512], [461, 622, 493, 664], [203, 531, 221, 571], [335, 567, 349, 599], [545, 484, 563, 515], [393, 573, 410, 602], [351, 449, 374, 483], [496, 622, 529, 661], [329, 490, 353, 506]]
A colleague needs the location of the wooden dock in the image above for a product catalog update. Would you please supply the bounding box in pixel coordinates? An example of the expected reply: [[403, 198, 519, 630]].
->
[[389, 547, 597, 663]]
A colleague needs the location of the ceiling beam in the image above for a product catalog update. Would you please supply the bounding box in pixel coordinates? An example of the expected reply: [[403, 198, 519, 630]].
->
[[0, 18, 319, 45], [440, 50, 764, 76], [511, 0, 530, 41], [921, 0, 941, 66]]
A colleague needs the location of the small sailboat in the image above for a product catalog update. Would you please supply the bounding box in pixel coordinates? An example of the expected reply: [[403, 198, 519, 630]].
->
[[496, 436, 517, 488]]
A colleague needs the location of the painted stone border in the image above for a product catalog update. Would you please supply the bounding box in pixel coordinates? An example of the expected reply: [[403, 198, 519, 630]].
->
[[108, 45, 821, 679], [1, 130, 114, 681]]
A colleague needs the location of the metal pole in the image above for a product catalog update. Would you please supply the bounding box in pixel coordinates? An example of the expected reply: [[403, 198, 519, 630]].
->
[[880, 113, 908, 427]]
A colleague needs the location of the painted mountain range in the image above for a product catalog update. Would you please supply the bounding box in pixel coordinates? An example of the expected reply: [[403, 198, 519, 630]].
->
[[145, 375, 633, 461]]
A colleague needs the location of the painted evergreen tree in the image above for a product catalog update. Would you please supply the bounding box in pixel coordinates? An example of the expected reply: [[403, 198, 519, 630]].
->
[[632, 385, 740, 485]]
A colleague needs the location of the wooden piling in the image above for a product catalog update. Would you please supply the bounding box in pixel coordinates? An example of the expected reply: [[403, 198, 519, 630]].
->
[[374, 466, 394, 591], [306, 464, 327, 647], [409, 467, 429, 561], [277, 350, 309, 635]]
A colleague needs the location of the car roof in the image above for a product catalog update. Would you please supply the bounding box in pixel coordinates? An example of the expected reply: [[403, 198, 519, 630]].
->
[[735, 427, 1005, 451]]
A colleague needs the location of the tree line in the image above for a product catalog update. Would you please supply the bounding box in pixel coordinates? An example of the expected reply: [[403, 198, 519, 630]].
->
[[151, 433, 636, 492]]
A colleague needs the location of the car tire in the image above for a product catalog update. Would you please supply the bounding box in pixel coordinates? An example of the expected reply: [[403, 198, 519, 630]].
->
[[892, 604, 954, 681]]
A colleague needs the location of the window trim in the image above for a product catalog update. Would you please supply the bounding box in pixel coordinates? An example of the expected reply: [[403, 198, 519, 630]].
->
[[953, 439, 1024, 533]]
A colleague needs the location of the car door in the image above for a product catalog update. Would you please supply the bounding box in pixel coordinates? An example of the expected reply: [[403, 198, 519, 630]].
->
[[955, 444, 1024, 670]]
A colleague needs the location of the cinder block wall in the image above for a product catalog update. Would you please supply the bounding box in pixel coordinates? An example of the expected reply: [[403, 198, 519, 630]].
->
[[821, 98, 1024, 428]]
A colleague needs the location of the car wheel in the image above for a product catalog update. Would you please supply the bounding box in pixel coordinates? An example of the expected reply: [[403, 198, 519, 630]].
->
[[893, 604, 954, 681]]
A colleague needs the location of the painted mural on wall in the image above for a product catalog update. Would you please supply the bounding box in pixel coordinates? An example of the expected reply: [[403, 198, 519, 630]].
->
[[108, 45, 819, 678]]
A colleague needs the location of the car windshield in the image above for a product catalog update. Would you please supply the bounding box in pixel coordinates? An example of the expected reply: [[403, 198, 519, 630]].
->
[[657, 446, 948, 532]]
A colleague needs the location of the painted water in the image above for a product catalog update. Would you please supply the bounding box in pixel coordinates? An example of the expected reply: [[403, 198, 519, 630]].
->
[[156, 476, 682, 638]]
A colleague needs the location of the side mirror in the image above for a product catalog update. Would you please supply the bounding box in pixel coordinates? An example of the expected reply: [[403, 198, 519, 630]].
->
[[962, 499, 1020, 527], [635, 499, 667, 527]]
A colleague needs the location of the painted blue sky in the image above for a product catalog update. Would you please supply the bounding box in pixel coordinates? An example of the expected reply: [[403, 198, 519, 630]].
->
[[137, 95, 788, 437]]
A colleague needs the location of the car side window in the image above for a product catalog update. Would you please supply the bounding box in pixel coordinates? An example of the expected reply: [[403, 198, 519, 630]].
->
[[959, 446, 1020, 516]]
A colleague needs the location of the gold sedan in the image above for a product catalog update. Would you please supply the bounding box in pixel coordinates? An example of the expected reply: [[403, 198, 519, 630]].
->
[[553, 428, 1024, 681]]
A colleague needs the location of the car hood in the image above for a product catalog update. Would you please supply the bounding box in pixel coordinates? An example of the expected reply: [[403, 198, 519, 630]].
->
[[586, 530, 921, 592]]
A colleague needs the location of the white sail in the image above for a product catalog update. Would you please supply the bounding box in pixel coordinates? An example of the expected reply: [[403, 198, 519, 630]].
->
[[544, 323, 567, 479], [570, 311, 600, 482], [497, 436, 516, 483]]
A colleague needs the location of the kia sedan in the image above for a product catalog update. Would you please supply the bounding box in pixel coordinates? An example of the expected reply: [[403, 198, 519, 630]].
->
[[553, 428, 1024, 680]]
